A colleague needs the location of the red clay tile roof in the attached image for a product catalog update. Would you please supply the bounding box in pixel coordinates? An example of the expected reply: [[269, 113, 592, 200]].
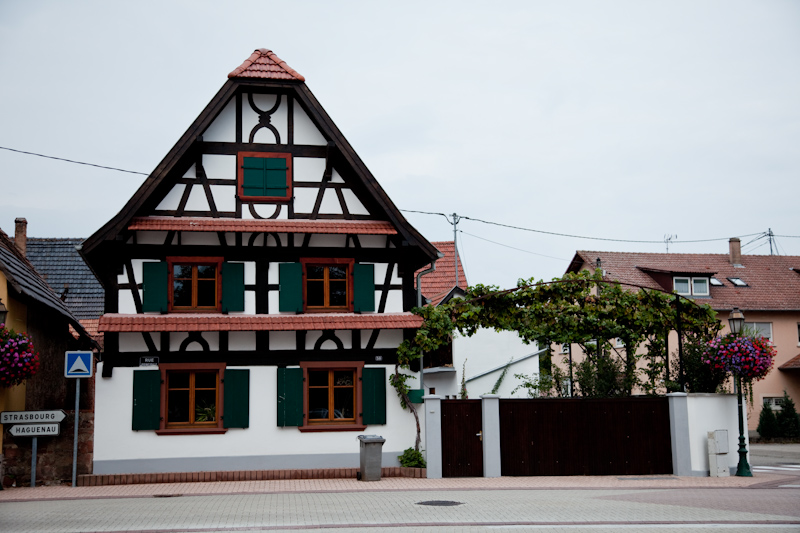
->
[[415, 241, 467, 306], [569, 250, 800, 311], [780, 353, 800, 370], [98, 313, 422, 333], [228, 49, 305, 81], [128, 217, 397, 235]]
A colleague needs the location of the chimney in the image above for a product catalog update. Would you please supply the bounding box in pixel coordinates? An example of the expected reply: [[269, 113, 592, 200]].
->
[[729, 237, 742, 266], [14, 217, 27, 256]]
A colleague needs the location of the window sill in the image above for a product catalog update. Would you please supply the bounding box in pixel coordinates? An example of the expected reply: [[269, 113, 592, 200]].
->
[[298, 424, 366, 433], [155, 428, 228, 436]]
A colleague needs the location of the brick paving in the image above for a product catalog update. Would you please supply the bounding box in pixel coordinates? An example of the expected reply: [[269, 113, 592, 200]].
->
[[1, 472, 799, 532]]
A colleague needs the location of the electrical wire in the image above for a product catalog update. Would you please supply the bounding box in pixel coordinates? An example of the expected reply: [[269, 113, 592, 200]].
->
[[0, 146, 149, 176], [401, 208, 769, 245], [460, 230, 567, 261], [3, 146, 800, 246]]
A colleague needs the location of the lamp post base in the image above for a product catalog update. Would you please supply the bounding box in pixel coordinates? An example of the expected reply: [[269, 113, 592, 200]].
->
[[735, 436, 752, 477], [735, 378, 752, 477]]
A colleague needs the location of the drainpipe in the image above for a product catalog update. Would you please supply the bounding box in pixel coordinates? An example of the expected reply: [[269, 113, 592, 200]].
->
[[416, 254, 443, 391]]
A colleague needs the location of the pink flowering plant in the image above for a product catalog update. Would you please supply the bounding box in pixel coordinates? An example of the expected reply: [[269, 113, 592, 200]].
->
[[703, 332, 776, 401], [0, 323, 40, 388], [704, 333, 775, 380]]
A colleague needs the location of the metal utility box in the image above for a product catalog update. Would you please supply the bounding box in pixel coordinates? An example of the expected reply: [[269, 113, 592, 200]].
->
[[707, 429, 730, 477], [357, 434, 386, 481]]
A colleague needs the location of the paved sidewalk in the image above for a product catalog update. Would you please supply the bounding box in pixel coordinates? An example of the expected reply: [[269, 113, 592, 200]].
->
[[0, 471, 794, 501]]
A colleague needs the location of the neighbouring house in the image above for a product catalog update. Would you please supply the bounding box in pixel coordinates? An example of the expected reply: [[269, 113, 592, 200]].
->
[[0, 219, 95, 486], [417, 241, 542, 399], [26, 237, 105, 347], [80, 49, 439, 475], [564, 238, 800, 434]]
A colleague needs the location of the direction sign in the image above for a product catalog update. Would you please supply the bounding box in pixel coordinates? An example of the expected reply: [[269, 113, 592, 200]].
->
[[0, 410, 67, 424], [9, 423, 60, 437], [65, 351, 93, 378]]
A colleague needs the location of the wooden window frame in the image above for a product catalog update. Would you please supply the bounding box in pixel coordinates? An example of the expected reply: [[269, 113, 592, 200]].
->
[[673, 277, 691, 295], [745, 321, 773, 341], [691, 277, 710, 296], [157, 362, 227, 435], [167, 257, 223, 312], [298, 361, 365, 432], [301, 258, 354, 313], [237, 151, 292, 203]]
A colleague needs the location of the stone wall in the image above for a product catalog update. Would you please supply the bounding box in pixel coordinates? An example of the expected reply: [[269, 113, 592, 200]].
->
[[2, 410, 94, 487]]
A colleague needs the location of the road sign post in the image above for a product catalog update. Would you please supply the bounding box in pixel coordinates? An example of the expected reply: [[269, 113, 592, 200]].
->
[[0, 411, 66, 488], [65, 351, 93, 487]]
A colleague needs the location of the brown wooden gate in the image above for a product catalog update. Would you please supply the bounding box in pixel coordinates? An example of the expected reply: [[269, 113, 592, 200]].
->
[[499, 397, 672, 476], [441, 400, 483, 477]]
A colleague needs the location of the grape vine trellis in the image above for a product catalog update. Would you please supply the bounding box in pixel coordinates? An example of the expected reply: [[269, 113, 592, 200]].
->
[[392, 270, 721, 451]]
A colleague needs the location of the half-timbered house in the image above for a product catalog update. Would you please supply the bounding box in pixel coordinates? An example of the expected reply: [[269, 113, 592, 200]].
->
[[81, 49, 439, 475]]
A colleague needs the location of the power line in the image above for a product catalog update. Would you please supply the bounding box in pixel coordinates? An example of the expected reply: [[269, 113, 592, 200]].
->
[[3, 146, 799, 247], [460, 230, 567, 262], [0, 146, 149, 176], [402, 208, 768, 245]]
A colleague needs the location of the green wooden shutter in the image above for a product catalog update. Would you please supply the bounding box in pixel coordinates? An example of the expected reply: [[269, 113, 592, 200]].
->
[[279, 263, 303, 312], [277, 367, 304, 427], [223, 369, 249, 428], [242, 156, 288, 197], [361, 367, 386, 425], [221, 262, 245, 313], [242, 157, 267, 196], [353, 263, 375, 312], [264, 158, 288, 197], [142, 262, 168, 313], [132, 370, 161, 430]]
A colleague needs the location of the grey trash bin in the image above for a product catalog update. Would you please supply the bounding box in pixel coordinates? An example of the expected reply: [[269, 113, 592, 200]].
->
[[357, 434, 386, 481]]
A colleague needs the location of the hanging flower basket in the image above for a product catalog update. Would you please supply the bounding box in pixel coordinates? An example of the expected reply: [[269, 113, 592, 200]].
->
[[703, 332, 775, 381], [0, 323, 40, 388]]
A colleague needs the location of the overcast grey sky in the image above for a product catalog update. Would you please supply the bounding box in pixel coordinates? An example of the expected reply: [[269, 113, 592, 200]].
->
[[1, 1, 798, 289]]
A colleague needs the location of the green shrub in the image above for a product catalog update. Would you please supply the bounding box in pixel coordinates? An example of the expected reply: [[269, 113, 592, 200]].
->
[[398, 447, 426, 468], [757, 404, 779, 440], [776, 391, 800, 439]]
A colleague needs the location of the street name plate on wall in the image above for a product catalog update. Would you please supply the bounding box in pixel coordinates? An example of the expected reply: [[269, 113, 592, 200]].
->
[[139, 356, 159, 367]]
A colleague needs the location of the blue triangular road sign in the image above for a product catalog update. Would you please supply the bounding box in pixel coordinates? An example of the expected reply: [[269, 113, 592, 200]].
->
[[65, 351, 93, 378]]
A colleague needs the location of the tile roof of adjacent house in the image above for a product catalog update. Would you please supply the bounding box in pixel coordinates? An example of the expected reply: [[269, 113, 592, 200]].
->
[[0, 229, 89, 335], [228, 48, 305, 81], [568, 250, 800, 311], [416, 241, 467, 306], [98, 313, 423, 332], [779, 352, 800, 370], [26, 238, 104, 320], [128, 217, 397, 235]]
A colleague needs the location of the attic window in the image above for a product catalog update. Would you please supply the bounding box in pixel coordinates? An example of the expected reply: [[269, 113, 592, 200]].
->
[[710, 277, 724, 286], [673, 276, 710, 296], [728, 277, 748, 287], [238, 152, 292, 202]]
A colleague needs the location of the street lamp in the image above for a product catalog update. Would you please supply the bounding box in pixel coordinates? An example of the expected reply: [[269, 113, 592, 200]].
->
[[728, 307, 752, 477]]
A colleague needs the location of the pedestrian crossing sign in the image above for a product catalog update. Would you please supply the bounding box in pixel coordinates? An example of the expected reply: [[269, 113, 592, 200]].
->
[[65, 351, 93, 378]]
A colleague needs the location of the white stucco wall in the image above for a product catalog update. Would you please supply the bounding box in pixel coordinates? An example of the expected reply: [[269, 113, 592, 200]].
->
[[94, 363, 422, 474]]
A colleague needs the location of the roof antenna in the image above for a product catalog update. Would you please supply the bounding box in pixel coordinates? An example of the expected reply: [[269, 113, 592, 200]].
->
[[664, 234, 676, 253]]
